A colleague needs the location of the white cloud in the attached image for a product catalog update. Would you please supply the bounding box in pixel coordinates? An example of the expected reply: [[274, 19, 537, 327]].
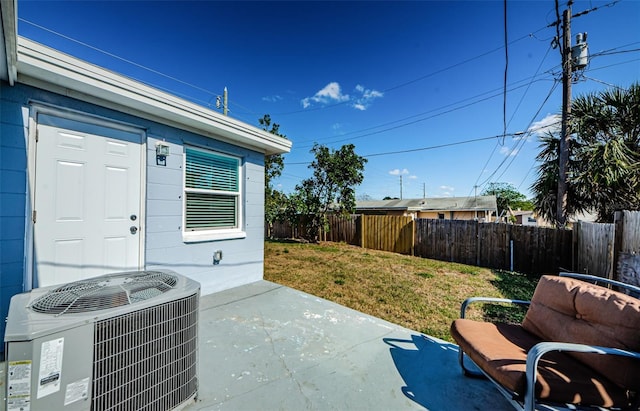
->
[[408, 175, 418, 180], [529, 113, 561, 137], [440, 185, 455, 192], [389, 168, 410, 176], [500, 146, 519, 156], [262, 95, 283, 103], [301, 82, 383, 110], [352, 84, 383, 111], [301, 82, 349, 108]]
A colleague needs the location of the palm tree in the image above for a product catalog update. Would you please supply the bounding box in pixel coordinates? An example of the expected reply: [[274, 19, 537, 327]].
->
[[532, 83, 640, 223]]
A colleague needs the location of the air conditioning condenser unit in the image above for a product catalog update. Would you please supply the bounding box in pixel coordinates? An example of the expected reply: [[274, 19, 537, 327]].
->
[[4, 270, 200, 411]]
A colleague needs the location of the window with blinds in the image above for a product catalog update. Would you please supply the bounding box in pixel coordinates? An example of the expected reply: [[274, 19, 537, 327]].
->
[[184, 147, 240, 232]]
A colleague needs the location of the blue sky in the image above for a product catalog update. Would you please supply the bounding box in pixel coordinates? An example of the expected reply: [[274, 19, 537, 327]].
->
[[17, 0, 640, 200]]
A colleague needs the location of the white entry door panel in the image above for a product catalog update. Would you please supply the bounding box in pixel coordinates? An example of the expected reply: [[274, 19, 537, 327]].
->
[[34, 115, 143, 287]]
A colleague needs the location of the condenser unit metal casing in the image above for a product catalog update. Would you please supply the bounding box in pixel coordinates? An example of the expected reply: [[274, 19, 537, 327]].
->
[[4, 270, 200, 411]]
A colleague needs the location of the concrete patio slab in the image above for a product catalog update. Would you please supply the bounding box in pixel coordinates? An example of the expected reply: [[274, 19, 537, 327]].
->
[[189, 281, 513, 411]]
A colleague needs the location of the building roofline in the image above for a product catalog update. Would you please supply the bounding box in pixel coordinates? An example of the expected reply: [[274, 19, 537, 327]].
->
[[16, 37, 291, 155], [1, 0, 18, 84], [356, 195, 498, 212]]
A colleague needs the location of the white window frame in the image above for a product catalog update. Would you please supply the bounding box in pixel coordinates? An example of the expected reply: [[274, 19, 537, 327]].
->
[[182, 146, 245, 242]]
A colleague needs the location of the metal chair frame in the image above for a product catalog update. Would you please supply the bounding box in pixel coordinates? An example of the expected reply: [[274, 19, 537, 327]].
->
[[457, 273, 640, 411]]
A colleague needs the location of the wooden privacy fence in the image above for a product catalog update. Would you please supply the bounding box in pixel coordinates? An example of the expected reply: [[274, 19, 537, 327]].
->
[[414, 219, 572, 274], [268, 211, 640, 278], [572, 211, 640, 283], [574, 221, 614, 278], [361, 215, 414, 255], [414, 219, 480, 266], [324, 215, 361, 245]]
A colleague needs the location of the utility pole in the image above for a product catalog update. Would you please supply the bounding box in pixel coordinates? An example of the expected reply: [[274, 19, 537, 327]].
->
[[423, 183, 426, 199], [474, 185, 478, 220], [223, 87, 229, 116], [556, 2, 572, 227], [216, 87, 229, 116], [400, 175, 403, 200]]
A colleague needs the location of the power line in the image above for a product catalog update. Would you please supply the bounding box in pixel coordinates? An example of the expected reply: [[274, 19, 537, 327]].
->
[[476, 80, 560, 190], [508, 46, 553, 128], [502, 0, 509, 144], [296, 76, 555, 150], [273, 28, 552, 116], [590, 41, 640, 57], [19, 18, 224, 100], [591, 48, 640, 58], [298, 73, 555, 144], [363, 135, 505, 158], [572, 0, 621, 18], [583, 75, 628, 90], [488, 82, 560, 186], [286, 131, 534, 166], [467, 43, 554, 198], [492, 82, 561, 184], [587, 57, 640, 72]]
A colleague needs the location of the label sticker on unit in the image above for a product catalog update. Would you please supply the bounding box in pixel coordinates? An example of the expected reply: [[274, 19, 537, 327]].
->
[[64, 377, 89, 406], [37, 337, 64, 399], [7, 360, 32, 411]]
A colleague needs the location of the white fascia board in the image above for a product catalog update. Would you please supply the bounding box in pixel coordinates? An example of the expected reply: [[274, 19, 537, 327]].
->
[[1, 0, 18, 84], [16, 37, 291, 155]]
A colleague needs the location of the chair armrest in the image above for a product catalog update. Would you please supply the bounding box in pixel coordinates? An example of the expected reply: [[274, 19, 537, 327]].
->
[[460, 297, 530, 319], [524, 341, 640, 411]]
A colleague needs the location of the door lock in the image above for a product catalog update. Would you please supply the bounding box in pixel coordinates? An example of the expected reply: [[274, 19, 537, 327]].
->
[[130, 226, 138, 234]]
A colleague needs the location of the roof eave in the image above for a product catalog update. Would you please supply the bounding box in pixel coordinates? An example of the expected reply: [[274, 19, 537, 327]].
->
[[1, 0, 18, 84], [16, 37, 291, 155]]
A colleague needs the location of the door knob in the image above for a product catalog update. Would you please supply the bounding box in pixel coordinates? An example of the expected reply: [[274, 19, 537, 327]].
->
[[130, 214, 137, 221], [130, 226, 138, 234]]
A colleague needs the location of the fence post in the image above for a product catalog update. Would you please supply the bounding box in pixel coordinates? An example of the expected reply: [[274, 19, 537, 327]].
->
[[411, 219, 416, 256], [573, 222, 579, 272], [475, 221, 480, 267], [613, 211, 624, 281], [505, 224, 512, 271]]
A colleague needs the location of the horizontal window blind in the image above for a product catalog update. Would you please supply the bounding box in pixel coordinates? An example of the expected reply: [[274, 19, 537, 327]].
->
[[184, 147, 240, 231], [185, 148, 238, 192], [185, 193, 237, 229]]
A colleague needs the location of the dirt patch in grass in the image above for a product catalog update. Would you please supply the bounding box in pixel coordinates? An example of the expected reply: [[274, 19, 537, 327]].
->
[[264, 240, 538, 342]]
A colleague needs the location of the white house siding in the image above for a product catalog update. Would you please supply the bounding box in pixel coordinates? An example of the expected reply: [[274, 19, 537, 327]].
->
[[0, 82, 268, 348], [145, 135, 267, 295]]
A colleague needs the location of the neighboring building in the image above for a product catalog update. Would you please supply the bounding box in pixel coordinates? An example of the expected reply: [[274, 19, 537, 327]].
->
[[1, 0, 291, 351], [356, 195, 498, 221], [533, 210, 598, 228], [512, 210, 538, 226]]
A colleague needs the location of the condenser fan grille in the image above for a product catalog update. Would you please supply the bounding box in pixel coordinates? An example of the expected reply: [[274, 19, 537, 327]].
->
[[30, 271, 178, 315]]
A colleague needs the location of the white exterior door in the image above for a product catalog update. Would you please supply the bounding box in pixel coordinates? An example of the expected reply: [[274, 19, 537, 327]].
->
[[33, 115, 143, 287]]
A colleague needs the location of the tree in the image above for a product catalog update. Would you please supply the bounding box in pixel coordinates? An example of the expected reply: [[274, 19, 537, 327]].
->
[[259, 114, 289, 236], [532, 83, 640, 223], [259, 114, 286, 191], [295, 143, 367, 242], [482, 182, 531, 217]]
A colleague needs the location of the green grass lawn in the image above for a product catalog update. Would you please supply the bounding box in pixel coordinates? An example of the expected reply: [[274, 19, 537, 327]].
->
[[264, 240, 538, 342]]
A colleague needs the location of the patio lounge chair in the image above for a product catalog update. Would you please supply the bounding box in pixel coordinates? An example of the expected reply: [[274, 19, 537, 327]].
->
[[451, 273, 640, 411]]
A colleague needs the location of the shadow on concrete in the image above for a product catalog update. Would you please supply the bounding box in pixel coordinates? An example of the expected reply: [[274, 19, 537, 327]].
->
[[384, 334, 505, 411]]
